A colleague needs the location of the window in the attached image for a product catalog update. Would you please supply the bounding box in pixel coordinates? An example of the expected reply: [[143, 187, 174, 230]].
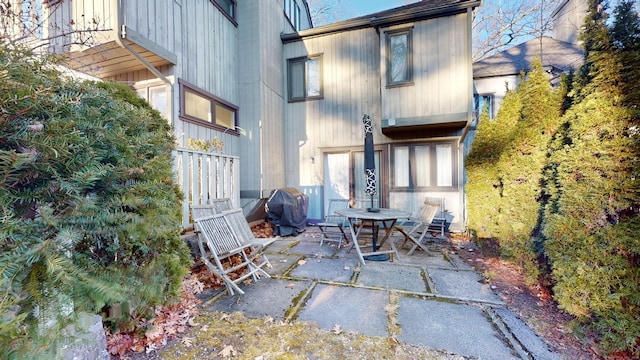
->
[[211, 0, 236, 24], [288, 55, 323, 102], [386, 28, 413, 86], [21, 0, 43, 38], [392, 142, 456, 190], [136, 84, 168, 120], [284, 0, 302, 31], [473, 94, 494, 126], [178, 79, 239, 133]]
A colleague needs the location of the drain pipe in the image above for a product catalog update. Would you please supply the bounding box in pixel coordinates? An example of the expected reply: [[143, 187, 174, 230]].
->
[[112, 0, 174, 127]]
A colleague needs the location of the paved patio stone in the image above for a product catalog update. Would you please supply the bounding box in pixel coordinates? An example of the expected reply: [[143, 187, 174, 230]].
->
[[207, 279, 313, 320], [397, 296, 518, 359], [428, 267, 503, 303], [262, 253, 304, 276], [288, 257, 358, 284], [296, 284, 389, 337], [355, 261, 430, 293]]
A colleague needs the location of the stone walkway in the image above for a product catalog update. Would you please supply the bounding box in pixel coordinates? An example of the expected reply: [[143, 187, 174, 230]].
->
[[203, 227, 560, 360]]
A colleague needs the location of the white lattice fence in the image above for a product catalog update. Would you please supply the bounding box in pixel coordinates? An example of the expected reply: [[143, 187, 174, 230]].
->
[[172, 149, 240, 228]]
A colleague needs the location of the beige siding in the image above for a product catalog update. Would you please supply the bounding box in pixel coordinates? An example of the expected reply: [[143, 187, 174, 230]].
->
[[283, 28, 382, 187], [381, 13, 469, 121]]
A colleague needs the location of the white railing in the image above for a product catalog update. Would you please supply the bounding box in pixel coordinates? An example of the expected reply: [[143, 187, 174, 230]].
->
[[172, 148, 240, 228]]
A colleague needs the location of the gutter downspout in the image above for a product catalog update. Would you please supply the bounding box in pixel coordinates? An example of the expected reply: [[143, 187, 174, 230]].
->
[[112, 0, 174, 127], [459, 6, 474, 145]]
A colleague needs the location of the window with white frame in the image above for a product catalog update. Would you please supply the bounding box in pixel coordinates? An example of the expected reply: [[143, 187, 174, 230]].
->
[[178, 79, 238, 133], [20, 0, 43, 38], [473, 94, 494, 126], [136, 84, 168, 120], [288, 55, 323, 102], [392, 142, 456, 190], [211, 0, 236, 24], [386, 28, 413, 86]]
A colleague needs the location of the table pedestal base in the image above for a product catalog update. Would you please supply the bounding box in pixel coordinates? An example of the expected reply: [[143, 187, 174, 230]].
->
[[363, 254, 390, 261]]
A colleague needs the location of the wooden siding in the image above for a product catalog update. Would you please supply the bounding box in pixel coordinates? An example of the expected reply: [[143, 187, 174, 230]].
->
[[380, 13, 470, 120]]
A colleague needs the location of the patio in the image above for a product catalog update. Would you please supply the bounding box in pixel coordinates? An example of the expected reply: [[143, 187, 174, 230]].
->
[[197, 226, 560, 359]]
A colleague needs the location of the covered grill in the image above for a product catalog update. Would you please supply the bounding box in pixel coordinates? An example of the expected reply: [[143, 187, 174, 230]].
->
[[265, 188, 309, 236]]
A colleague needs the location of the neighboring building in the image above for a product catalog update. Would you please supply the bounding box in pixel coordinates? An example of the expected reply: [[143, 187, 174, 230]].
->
[[471, 0, 587, 125], [19, 0, 480, 232]]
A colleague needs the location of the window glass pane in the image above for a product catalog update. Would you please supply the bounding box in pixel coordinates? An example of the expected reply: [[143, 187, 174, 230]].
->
[[148, 85, 167, 119], [415, 145, 431, 187], [290, 60, 304, 99], [390, 33, 408, 82], [436, 144, 453, 187], [184, 89, 211, 122], [295, 5, 301, 30], [215, 103, 235, 129], [136, 88, 146, 99], [394, 146, 409, 187], [307, 58, 320, 97], [215, 0, 234, 17]]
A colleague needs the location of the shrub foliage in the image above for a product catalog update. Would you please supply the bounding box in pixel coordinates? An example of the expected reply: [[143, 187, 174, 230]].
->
[[0, 43, 190, 357], [466, 0, 640, 355]]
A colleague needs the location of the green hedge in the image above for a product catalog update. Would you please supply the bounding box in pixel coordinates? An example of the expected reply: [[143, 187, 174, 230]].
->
[[0, 44, 190, 357]]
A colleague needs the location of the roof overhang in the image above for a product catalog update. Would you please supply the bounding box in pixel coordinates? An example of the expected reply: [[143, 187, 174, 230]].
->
[[381, 113, 468, 136], [62, 26, 176, 79], [282, 0, 481, 43]]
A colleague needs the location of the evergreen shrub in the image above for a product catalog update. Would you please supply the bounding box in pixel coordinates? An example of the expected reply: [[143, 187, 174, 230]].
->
[[0, 43, 190, 357]]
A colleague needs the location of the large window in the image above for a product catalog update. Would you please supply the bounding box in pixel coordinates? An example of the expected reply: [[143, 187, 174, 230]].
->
[[288, 55, 323, 102], [178, 79, 239, 133], [211, 0, 236, 24], [386, 28, 413, 87], [392, 142, 456, 190]]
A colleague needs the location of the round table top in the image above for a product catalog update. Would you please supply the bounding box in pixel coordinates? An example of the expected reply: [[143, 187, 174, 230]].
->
[[335, 207, 411, 221]]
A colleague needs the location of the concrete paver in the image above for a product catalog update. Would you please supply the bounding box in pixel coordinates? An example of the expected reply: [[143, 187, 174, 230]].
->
[[202, 226, 558, 359]]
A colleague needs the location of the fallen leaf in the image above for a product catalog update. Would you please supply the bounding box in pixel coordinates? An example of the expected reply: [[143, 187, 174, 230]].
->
[[279, 259, 288, 263], [332, 324, 342, 334], [298, 259, 307, 265], [219, 344, 236, 357], [286, 283, 296, 288], [255, 356, 265, 360], [343, 266, 350, 270], [264, 316, 274, 324], [243, 278, 253, 286], [200, 324, 210, 332], [181, 337, 194, 347]]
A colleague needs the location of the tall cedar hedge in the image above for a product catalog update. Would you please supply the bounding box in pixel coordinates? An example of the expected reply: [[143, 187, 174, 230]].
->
[[0, 43, 190, 357], [466, 0, 640, 355]]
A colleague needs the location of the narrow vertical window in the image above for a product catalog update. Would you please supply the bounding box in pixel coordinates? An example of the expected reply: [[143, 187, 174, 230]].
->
[[386, 28, 413, 86], [436, 144, 453, 187], [394, 146, 410, 187], [415, 145, 431, 187]]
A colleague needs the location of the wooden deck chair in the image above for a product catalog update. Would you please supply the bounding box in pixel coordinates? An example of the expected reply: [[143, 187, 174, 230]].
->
[[317, 199, 349, 248], [194, 213, 270, 295], [395, 201, 440, 256], [221, 208, 277, 268], [424, 197, 447, 238], [191, 198, 234, 221]]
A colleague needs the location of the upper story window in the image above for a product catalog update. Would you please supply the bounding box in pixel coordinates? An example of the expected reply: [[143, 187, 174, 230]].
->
[[211, 0, 237, 25], [284, 0, 301, 31], [386, 28, 413, 87], [287, 55, 323, 102], [392, 141, 456, 191], [473, 94, 494, 127], [178, 79, 239, 134]]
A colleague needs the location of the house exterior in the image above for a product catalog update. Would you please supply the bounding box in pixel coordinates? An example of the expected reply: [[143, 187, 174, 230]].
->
[[472, 0, 587, 124], [19, 0, 479, 232]]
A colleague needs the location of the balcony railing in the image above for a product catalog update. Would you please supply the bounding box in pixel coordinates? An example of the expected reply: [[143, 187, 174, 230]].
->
[[172, 148, 240, 228]]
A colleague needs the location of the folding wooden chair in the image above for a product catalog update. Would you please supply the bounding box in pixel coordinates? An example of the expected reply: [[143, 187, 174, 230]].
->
[[395, 201, 441, 256], [191, 198, 234, 221], [194, 213, 271, 295], [317, 199, 349, 248], [221, 208, 277, 267]]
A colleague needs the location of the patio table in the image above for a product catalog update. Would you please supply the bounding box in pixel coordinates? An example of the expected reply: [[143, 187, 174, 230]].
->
[[336, 208, 411, 265]]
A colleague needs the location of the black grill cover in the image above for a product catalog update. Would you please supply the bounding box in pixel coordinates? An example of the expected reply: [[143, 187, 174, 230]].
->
[[265, 188, 309, 236]]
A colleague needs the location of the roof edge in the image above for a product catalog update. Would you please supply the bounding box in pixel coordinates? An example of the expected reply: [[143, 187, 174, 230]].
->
[[282, 0, 481, 43]]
